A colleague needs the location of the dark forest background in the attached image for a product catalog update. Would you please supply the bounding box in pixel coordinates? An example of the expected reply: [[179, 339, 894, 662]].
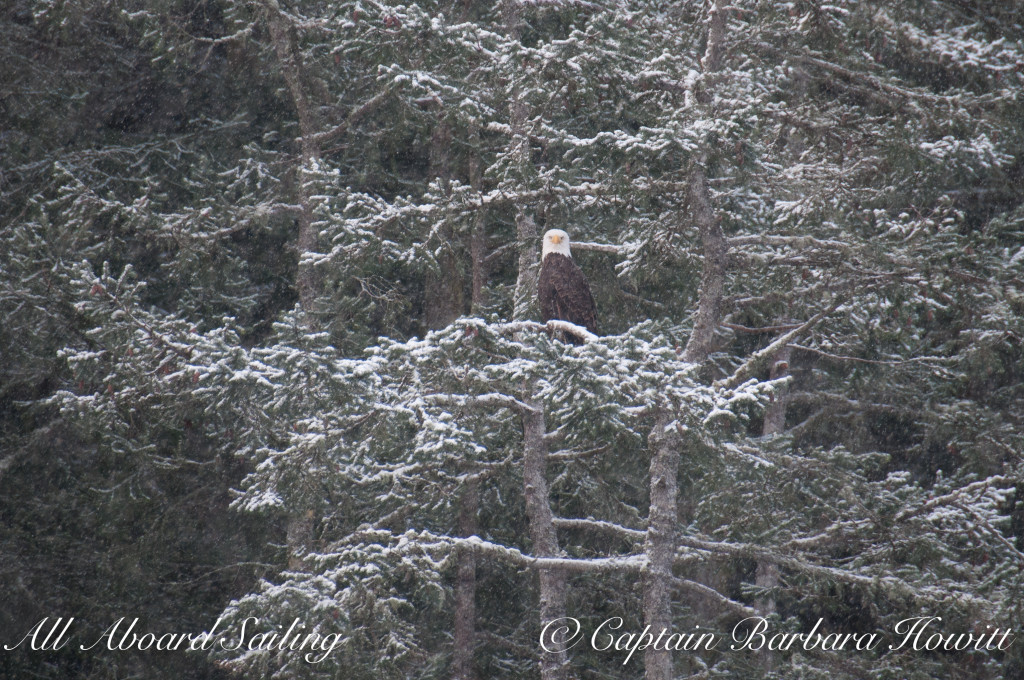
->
[[2, 1, 1023, 679]]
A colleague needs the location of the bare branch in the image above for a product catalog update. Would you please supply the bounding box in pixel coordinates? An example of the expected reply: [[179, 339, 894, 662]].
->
[[789, 344, 950, 366], [571, 241, 625, 254], [553, 517, 646, 542], [311, 85, 397, 148], [715, 300, 841, 389], [672, 576, 758, 618], [722, 321, 802, 334]]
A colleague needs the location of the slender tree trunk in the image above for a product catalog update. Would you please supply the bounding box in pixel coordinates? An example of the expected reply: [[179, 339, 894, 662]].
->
[[422, 109, 479, 678], [523, 401, 567, 680], [470, 212, 487, 313], [264, 0, 322, 312], [681, 166, 726, 363], [264, 0, 324, 570], [285, 509, 314, 570], [453, 121, 490, 679], [643, 411, 679, 680], [453, 476, 479, 680], [504, 1, 540, 323], [514, 212, 540, 321], [762, 344, 792, 436], [424, 118, 465, 329], [509, 89, 539, 321], [513, 202, 566, 680], [468, 122, 487, 312], [644, 3, 729, 677], [503, 8, 565, 676], [681, 0, 727, 364], [756, 344, 790, 672]]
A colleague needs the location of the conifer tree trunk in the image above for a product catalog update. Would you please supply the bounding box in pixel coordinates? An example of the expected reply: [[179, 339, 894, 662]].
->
[[468, 122, 487, 312], [643, 411, 678, 680], [757, 344, 790, 672], [425, 118, 464, 329], [453, 476, 479, 680], [681, 0, 727, 365], [503, 6, 566, 678], [264, 0, 324, 570], [522, 402, 567, 680], [510, 93, 539, 323], [504, 1, 540, 323], [454, 133, 488, 679], [263, 0, 322, 313], [645, 2, 729, 677], [421, 110, 478, 679], [762, 345, 792, 437]]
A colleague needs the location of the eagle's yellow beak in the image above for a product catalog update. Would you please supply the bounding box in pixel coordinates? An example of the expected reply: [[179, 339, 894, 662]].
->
[[550, 234, 562, 244]]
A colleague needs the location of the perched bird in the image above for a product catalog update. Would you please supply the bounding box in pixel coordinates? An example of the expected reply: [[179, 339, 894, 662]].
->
[[538, 229, 597, 344]]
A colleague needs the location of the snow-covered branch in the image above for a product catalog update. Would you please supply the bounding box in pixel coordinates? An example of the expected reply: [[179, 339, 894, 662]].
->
[[715, 300, 841, 389], [675, 535, 992, 611], [493, 319, 599, 343], [552, 517, 646, 541], [571, 241, 625, 255], [456, 535, 645, 574], [420, 392, 538, 415], [672, 576, 758, 618]]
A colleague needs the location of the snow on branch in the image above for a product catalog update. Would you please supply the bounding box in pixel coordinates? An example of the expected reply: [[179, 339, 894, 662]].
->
[[512, 0, 602, 9], [343, 528, 645, 574], [552, 517, 646, 542], [310, 85, 398, 148], [420, 392, 538, 415], [715, 299, 842, 389], [493, 319, 599, 343], [727, 234, 851, 251], [457, 535, 645, 574], [672, 576, 758, 619], [674, 535, 993, 610], [893, 476, 1011, 524], [571, 241, 625, 255]]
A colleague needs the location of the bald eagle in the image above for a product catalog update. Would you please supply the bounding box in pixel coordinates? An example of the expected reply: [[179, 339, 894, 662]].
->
[[538, 229, 597, 344]]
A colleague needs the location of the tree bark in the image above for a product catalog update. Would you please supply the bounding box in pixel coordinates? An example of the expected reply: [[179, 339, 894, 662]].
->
[[643, 411, 679, 680], [501, 4, 566, 677], [285, 509, 314, 570], [681, 167, 726, 363], [469, 122, 488, 313], [453, 477, 479, 680], [263, 0, 322, 314], [509, 91, 539, 321], [263, 0, 324, 571], [681, 0, 728, 364], [523, 402, 568, 680], [513, 212, 540, 321], [757, 343, 790, 672], [504, 1, 540, 323], [762, 344, 792, 436], [424, 118, 465, 329], [645, 3, 729, 677]]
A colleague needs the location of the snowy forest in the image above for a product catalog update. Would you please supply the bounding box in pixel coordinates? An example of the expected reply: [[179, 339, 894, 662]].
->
[[2, 0, 1023, 678]]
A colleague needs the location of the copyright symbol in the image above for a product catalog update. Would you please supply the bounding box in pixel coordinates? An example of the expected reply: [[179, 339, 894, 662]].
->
[[539, 617, 582, 654]]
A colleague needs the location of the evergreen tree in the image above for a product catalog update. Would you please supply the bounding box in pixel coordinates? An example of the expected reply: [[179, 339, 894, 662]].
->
[[2, 1, 1022, 679]]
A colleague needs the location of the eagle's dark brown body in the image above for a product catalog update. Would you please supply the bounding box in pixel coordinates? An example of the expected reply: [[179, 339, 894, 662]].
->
[[538, 252, 597, 344]]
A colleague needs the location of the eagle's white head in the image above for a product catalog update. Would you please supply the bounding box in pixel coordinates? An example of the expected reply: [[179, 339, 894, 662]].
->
[[542, 229, 572, 260]]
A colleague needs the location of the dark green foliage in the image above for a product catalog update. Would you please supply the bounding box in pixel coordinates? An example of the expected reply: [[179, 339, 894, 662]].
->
[[2, 1, 1022, 679]]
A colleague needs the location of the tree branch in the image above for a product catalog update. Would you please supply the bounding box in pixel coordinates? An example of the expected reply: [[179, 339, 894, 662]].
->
[[715, 300, 841, 389]]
